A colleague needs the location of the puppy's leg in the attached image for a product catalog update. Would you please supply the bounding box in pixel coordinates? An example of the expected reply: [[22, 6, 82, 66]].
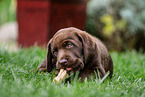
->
[[79, 69, 96, 81], [37, 59, 47, 72]]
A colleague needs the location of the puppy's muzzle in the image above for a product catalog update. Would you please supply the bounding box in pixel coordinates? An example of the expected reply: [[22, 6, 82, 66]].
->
[[56, 59, 68, 70], [59, 59, 68, 66]]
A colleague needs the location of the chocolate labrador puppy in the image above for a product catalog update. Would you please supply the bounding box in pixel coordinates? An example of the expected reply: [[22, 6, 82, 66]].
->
[[38, 27, 113, 80]]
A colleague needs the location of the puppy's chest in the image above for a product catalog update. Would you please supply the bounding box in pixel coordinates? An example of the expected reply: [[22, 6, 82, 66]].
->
[[79, 69, 95, 80]]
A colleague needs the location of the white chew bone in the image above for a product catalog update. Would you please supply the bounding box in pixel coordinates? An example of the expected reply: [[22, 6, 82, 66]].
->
[[53, 69, 69, 83]]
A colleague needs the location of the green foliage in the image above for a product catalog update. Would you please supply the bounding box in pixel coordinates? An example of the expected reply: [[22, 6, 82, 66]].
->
[[86, 0, 145, 51], [0, 0, 16, 25], [100, 14, 126, 38], [87, 0, 145, 35], [100, 14, 115, 37], [120, 0, 145, 34], [0, 46, 145, 97]]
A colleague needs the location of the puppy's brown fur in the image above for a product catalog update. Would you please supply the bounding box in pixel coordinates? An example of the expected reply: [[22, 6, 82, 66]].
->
[[38, 27, 113, 80]]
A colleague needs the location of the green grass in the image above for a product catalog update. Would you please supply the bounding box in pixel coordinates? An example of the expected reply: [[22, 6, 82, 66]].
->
[[0, 46, 145, 97]]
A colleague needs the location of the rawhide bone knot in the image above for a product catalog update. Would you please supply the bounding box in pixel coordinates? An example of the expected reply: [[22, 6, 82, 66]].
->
[[53, 69, 69, 83]]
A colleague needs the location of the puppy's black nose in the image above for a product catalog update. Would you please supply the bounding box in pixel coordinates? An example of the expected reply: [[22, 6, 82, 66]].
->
[[59, 59, 68, 66]]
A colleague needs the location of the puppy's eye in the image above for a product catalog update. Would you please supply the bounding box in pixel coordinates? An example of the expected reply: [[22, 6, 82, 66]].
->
[[53, 50, 57, 56], [66, 42, 73, 48]]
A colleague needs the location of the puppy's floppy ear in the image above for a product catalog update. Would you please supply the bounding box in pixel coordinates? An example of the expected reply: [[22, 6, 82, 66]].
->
[[46, 39, 54, 72], [37, 39, 54, 72], [76, 32, 89, 64]]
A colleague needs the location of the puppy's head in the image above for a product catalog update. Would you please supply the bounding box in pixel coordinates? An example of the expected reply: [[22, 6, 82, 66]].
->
[[46, 27, 86, 73]]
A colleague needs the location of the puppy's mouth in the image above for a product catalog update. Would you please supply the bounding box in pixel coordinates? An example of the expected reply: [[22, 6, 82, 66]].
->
[[57, 59, 84, 73], [66, 68, 72, 71]]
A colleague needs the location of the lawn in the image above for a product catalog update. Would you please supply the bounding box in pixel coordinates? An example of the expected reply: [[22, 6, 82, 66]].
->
[[0, 46, 145, 97]]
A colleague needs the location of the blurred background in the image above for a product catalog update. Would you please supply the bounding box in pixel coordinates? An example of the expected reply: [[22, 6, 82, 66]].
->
[[0, 0, 145, 52]]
